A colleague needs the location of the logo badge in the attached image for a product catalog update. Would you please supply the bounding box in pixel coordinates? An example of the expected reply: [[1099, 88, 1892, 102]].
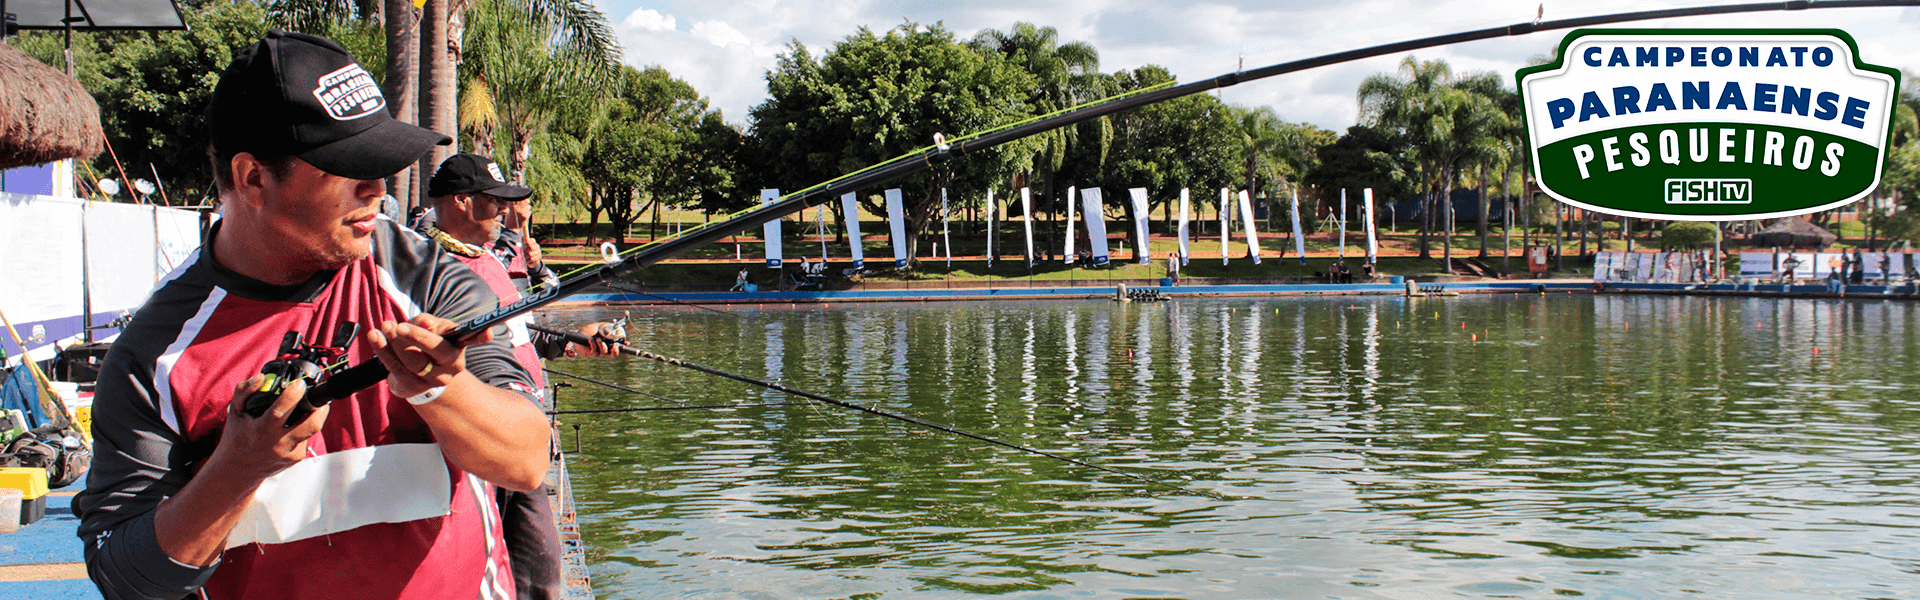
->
[[312, 64, 386, 121], [486, 162, 506, 183], [1519, 30, 1900, 221]]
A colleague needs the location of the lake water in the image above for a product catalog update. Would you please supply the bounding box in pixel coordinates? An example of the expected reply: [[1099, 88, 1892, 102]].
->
[[543, 294, 1920, 599]]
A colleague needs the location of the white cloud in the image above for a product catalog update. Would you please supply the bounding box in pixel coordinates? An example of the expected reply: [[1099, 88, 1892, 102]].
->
[[620, 8, 676, 32], [690, 20, 752, 48]]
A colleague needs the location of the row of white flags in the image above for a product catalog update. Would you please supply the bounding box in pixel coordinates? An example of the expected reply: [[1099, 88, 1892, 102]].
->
[[760, 187, 1381, 269]]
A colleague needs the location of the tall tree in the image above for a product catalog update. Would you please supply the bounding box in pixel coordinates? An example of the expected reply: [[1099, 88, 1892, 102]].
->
[[751, 23, 1041, 268], [580, 65, 737, 246], [14, 0, 273, 204], [1305, 125, 1416, 220], [1095, 65, 1240, 251], [418, 0, 454, 198], [459, 0, 619, 182], [1359, 57, 1509, 269], [383, 0, 420, 210], [1359, 57, 1452, 260], [968, 22, 1106, 247]]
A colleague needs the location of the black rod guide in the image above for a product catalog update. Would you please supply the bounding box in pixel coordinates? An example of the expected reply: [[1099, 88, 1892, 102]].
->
[[302, 0, 1919, 413], [530, 324, 1202, 494]]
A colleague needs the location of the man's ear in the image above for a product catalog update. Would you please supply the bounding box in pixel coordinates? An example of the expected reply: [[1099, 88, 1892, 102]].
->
[[229, 153, 273, 208]]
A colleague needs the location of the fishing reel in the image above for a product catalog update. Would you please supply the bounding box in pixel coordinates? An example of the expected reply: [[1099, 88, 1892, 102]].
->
[[600, 315, 629, 345], [241, 322, 358, 427]]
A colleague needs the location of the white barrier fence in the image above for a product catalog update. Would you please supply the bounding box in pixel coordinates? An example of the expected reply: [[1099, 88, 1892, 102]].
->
[[1, 193, 205, 361], [1596, 249, 1917, 285]]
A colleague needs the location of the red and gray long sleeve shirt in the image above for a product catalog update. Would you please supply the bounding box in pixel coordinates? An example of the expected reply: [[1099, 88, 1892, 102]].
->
[[74, 218, 533, 600]]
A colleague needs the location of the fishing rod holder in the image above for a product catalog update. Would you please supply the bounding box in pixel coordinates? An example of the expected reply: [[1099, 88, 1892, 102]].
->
[[241, 322, 358, 427]]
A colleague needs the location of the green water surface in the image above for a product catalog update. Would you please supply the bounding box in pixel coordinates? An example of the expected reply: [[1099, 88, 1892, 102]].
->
[[542, 294, 1920, 599]]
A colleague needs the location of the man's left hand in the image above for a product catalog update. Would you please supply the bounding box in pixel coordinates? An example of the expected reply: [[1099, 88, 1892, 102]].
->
[[369, 313, 492, 399], [523, 235, 545, 267], [563, 322, 622, 358]]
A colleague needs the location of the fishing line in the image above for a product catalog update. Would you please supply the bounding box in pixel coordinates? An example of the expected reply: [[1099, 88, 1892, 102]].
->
[[602, 282, 748, 319], [530, 323, 1205, 495], [544, 366, 692, 406]]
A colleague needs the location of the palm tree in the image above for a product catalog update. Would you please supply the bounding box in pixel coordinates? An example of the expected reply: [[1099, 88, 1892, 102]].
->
[[1358, 57, 1510, 270], [383, 0, 420, 210], [415, 0, 616, 198], [460, 0, 619, 182], [969, 23, 1104, 247], [1359, 57, 1452, 260], [1425, 75, 1510, 272], [418, 0, 453, 198]]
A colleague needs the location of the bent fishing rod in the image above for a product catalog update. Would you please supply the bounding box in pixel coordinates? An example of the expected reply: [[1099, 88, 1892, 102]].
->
[[281, 0, 1919, 417], [528, 324, 1198, 494]]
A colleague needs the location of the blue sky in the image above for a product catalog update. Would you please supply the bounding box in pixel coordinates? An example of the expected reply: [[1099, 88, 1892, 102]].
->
[[584, 0, 1920, 131]]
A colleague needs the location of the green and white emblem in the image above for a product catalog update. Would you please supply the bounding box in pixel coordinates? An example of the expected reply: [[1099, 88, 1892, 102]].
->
[[1519, 29, 1900, 221]]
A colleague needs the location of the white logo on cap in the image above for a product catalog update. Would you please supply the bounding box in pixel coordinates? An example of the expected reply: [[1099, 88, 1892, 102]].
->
[[487, 162, 506, 183], [312, 64, 385, 121]]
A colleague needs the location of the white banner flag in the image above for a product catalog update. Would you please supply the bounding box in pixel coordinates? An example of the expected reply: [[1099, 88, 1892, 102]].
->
[[840, 192, 864, 270], [1020, 187, 1035, 268], [1064, 186, 1078, 263], [1128, 188, 1150, 264], [1220, 188, 1231, 265], [1176, 188, 1190, 266], [1338, 189, 1348, 261], [1289, 187, 1305, 265], [986, 188, 996, 267], [817, 204, 828, 260], [1081, 188, 1111, 266], [1363, 188, 1377, 264], [941, 188, 952, 267], [1238, 190, 1261, 264], [762, 189, 782, 268], [885, 188, 909, 269]]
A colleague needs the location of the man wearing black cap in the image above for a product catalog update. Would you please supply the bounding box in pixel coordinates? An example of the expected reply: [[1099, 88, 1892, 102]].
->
[[75, 31, 548, 600], [425, 153, 615, 600]]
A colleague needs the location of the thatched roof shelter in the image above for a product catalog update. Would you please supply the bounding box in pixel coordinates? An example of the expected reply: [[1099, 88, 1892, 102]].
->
[[0, 42, 104, 170], [1750, 217, 1838, 249]]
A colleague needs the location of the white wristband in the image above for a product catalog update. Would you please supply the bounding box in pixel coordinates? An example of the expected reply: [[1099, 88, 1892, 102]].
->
[[406, 385, 447, 406]]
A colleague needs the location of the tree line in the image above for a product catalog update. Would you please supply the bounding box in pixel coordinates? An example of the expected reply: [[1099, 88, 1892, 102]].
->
[[19, 2, 1920, 264]]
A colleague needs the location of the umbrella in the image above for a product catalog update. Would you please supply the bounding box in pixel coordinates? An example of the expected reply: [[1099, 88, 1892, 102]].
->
[[0, 42, 103, 170], [1749, 217, 1838, 249]]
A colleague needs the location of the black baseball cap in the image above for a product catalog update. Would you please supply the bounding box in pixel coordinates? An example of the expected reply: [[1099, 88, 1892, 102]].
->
[[427, 153, 532, 200], [208, 30, 450, 180]]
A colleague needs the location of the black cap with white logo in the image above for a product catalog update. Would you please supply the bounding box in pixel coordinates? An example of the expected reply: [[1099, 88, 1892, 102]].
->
[[208, 30, 450, 180], [427, 153, 532, 200]]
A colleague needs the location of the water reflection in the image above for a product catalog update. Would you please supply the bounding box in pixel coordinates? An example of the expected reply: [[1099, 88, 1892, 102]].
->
[[548, 295, 1920, 598]]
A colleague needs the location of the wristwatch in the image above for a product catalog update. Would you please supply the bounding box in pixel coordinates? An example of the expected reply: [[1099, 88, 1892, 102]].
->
[[406, 385, 448, 406]]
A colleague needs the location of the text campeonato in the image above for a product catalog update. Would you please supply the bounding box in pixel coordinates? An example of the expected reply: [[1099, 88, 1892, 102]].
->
[[1581, 45, 1836, 69]]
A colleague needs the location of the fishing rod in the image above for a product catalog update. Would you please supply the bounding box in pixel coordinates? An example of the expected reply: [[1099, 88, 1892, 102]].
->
[[530, 323, 1199, 493], [292, 0, 1920, 417]]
